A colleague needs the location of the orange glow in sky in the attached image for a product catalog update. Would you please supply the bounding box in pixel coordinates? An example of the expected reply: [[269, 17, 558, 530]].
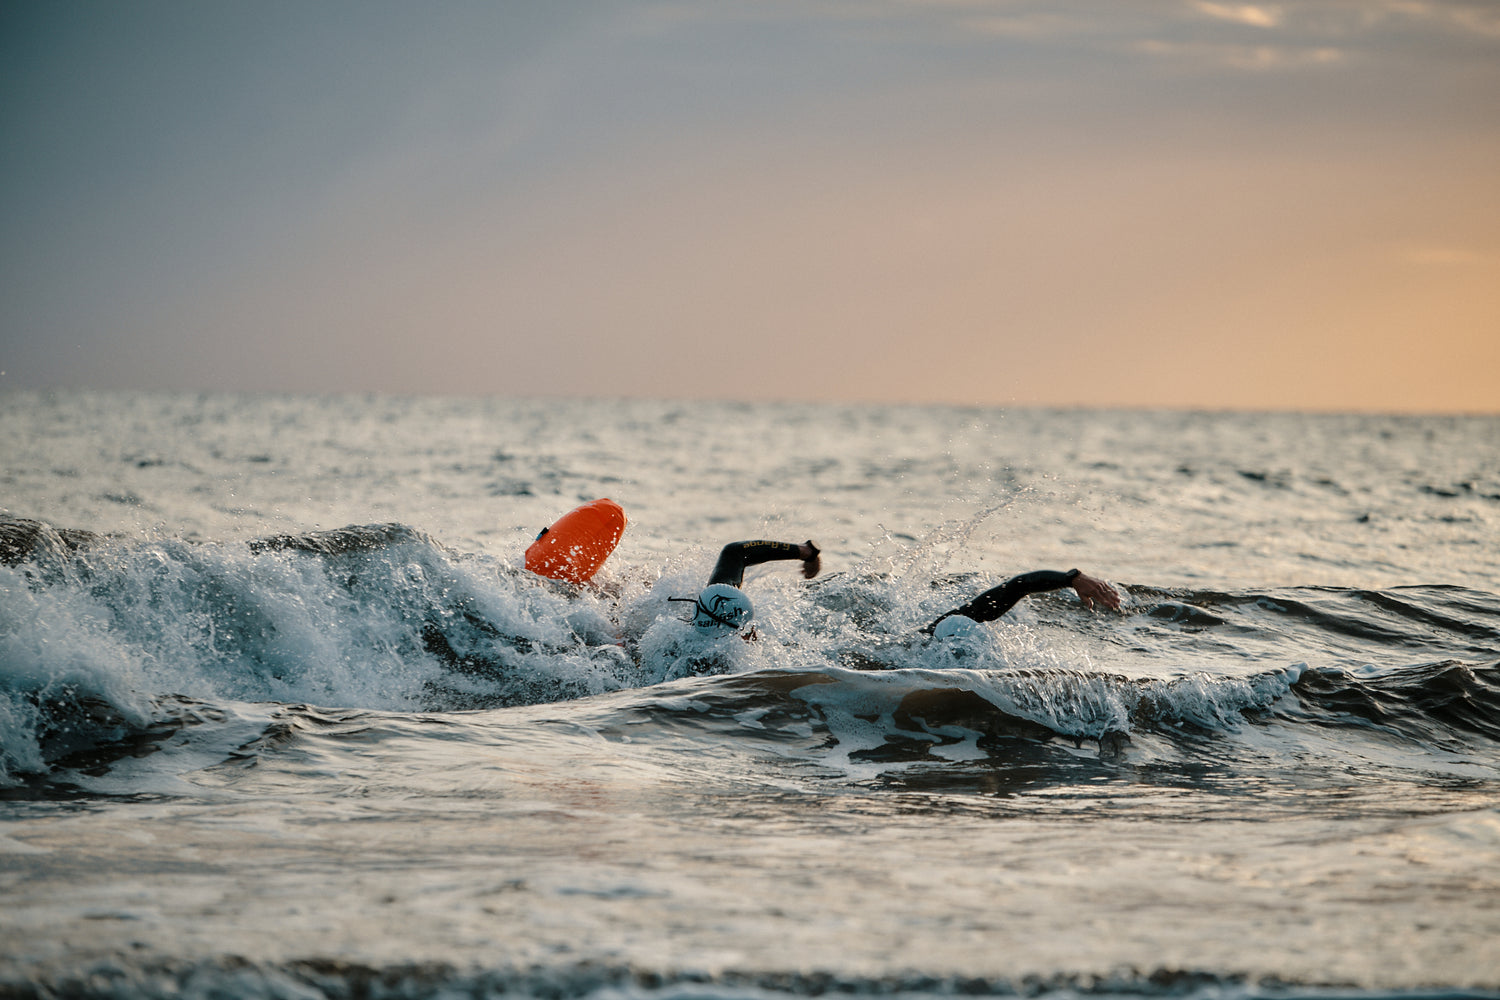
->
[[3, 2, 1497, 412]]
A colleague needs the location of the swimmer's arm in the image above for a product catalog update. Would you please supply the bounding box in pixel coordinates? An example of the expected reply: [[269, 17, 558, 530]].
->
[[924, 568, 1120, 633], [707, 540, 822, 587]]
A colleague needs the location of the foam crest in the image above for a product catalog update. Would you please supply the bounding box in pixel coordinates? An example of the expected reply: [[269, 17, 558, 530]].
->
[[0, 523, 641, 781], [779, 661, 1306, 763], [1, 564, 156, 782]]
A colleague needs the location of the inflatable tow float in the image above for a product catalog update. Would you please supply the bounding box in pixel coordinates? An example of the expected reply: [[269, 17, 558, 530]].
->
[[524, 498, 627, 585]]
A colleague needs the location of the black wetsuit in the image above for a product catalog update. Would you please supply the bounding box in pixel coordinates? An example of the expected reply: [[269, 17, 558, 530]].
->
[[925, 569, 1080, 634], [707, 541, 809, 587]]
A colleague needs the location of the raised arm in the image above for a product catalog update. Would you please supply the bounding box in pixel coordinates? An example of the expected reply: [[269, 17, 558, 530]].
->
[[707, 540, 821, 588], [925, 568, 1120, 633]]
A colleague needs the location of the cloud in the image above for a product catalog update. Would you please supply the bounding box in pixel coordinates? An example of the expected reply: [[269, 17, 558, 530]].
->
[[1136, 38, 1344, 70], [956, 10, 1093, 40], [1385, 1, 1500, 39], [1192, 2, 1284, 29]]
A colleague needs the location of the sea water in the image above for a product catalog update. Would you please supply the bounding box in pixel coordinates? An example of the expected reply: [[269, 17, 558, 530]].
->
[[1, 390, 1497, 999]]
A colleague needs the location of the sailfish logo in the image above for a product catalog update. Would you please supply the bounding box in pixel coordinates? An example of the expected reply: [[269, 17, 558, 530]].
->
[[670, 584, 752, 631]]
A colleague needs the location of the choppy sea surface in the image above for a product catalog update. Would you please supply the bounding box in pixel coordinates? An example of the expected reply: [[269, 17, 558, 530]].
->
[[2, 390, 1498, 1000]]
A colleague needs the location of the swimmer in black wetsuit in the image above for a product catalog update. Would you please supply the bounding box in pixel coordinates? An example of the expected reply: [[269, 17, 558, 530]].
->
[[676, 540, 821, 632], [925, 568, 1121, 636]]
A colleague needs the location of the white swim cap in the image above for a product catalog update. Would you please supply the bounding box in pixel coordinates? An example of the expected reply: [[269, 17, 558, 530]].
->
[[933, 614, 980, 640], [691, 583, 754, 631]]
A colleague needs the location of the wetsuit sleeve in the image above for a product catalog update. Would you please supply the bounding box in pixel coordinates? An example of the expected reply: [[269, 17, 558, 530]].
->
[[707, 541, 808, 587], [924, 570, 1079, 633]]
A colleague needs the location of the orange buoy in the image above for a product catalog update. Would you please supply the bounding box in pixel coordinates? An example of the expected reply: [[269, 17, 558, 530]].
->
[[524, 498, 627, 584]]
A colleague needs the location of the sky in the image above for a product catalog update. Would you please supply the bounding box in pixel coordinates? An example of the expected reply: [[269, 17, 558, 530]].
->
[[2, 0, 1497, 412]]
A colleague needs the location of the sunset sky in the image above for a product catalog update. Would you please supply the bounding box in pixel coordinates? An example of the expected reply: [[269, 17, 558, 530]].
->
[[3, 1, 1497, 412]]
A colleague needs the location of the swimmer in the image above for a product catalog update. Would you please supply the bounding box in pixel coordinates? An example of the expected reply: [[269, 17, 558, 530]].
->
[[671, 540, 821, 634]]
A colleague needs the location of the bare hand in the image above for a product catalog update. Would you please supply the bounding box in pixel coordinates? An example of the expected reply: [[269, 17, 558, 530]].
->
[[1072, 572, 1121, 612]]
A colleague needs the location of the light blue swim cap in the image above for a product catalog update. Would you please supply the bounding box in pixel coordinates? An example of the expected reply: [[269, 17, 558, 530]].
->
[[933, 614, 980, 639], [691, 583, 754, 631]]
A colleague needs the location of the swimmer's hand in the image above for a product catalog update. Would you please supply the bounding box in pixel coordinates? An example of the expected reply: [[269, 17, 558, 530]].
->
[[799, 541, 821, 579], [1071, 571, 1121, 612]]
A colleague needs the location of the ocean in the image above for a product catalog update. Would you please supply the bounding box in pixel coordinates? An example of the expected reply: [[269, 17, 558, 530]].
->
[[2, 390, 1497, 1000]]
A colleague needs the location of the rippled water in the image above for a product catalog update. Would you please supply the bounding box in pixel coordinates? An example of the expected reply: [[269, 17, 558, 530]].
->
[[2, 391, 1497, 999]]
